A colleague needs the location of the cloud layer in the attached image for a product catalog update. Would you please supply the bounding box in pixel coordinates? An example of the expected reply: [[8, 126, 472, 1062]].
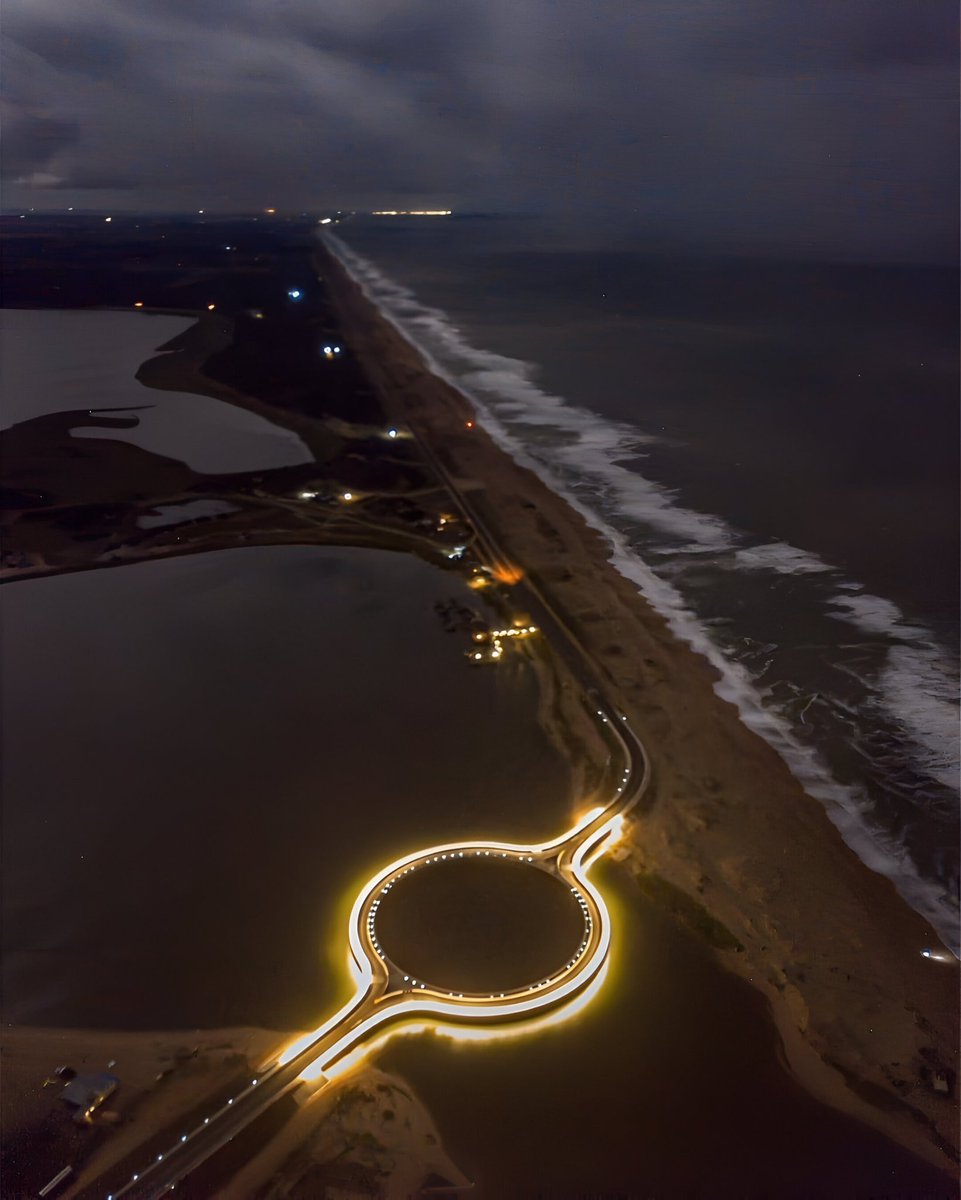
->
[[3, 0, 957, 259]]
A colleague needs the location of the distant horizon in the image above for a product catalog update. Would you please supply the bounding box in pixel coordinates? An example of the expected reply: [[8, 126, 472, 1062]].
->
[[3, 207, 957, 268]]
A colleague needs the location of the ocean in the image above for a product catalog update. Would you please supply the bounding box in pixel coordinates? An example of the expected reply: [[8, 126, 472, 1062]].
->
[[326, 216, 960, 954]]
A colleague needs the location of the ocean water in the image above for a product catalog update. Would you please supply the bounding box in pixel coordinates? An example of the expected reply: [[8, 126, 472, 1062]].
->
[[326, 217, 960, 954]]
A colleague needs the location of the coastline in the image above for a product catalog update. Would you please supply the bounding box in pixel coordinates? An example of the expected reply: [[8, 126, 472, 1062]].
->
[[2, 221, 956, 1189], [316, 240, 959, 1172]]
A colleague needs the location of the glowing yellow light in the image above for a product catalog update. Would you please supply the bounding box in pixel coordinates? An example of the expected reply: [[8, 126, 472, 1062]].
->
[[265, 207, 276, 214], [297, 830, 614, 1084], [133, 301, 144, 308], [126, 702, 645, 1190], [277, 707, 643, 1108], [342, 492, 353, 502], [207, 303, 216, 311], [307, 958, 610, 1085], [492, 565, 524, 585]]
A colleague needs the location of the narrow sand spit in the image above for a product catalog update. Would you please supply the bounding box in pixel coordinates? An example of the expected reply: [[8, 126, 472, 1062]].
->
[[318, 243, 959, 1174]]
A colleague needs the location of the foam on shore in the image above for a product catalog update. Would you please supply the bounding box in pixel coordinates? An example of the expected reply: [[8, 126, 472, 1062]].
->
[[324, 232, 960, 955]]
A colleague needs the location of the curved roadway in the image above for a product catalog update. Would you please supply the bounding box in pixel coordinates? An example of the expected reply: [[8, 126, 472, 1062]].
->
[[100, 333, 652, 1200]]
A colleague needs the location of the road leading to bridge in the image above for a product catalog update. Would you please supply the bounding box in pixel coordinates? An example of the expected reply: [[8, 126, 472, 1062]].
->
[[97, 308, 652, 1200]]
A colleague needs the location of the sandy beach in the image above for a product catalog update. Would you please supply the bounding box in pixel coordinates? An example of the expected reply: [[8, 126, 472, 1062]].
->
[[2, 219, 956, 1193], [317, 241, 959, 1174]]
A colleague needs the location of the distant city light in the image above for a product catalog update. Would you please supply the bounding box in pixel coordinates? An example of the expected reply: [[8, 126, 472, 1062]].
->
[[322, 344, 343, 360], [298, 490, 318, 500], [288, 288, 302, 300], [387, 428, 398, 438], [342, 492, 354, 501], [198, 209, 204, 214], [371, 210, 452, 216], [104, 217, 112, 223], [133, 301, 144, 308], [264, 207, 276, 214], [207, 303, 216, 311], [319, 217, 332, 225]]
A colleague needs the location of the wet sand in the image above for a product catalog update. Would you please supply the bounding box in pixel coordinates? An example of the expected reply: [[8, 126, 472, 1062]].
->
[[318, 241, 959, 1175]]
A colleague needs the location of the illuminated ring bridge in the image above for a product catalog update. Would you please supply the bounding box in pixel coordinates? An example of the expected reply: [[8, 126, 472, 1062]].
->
[[109, 701, 647, 1199], [284, 697, 649, 1081], [367, 847, 594, 1001]]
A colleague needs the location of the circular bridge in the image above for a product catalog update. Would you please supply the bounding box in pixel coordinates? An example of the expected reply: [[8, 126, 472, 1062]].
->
[[348, 808, 619, 1026], [106, 704, 649, 1200], [370, 852, 591, 996]]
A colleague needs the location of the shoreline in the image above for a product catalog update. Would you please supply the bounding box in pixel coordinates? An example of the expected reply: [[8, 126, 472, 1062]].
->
[[316, 240, 959, 1172], [2, 222, 956, 1188]]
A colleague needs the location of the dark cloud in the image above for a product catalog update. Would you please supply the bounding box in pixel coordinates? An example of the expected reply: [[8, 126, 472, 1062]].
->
[[692, 0, 958, 74], [1, 109, 80, 178], [41, 171, 139, 190], [1, 0, 955, 261], [3, 27, 128, 79]]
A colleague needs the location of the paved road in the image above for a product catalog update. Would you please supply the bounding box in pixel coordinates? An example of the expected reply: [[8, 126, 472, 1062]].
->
[[91, 364, 652, 1200]]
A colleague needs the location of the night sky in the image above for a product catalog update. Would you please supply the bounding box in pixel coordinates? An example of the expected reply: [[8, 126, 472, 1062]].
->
[[2, 0, 957, 260]]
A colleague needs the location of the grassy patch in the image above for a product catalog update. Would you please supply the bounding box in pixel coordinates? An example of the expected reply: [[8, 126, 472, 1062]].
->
[[634, 872, 743, 952]]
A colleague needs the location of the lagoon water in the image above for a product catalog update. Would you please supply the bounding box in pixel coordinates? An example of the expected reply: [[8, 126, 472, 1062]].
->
[[1, 309, 953, 1195], [1, 545, 571, 1032], [3, 549, 949, 1197], [0, 309, 311, 473]]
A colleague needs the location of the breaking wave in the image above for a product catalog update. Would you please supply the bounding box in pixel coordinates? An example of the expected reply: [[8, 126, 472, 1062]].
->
[[325, 232, 960, 954]]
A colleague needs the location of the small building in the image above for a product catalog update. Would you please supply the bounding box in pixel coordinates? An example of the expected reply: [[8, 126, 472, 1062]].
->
[[60, 1071, 119, 1123]]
